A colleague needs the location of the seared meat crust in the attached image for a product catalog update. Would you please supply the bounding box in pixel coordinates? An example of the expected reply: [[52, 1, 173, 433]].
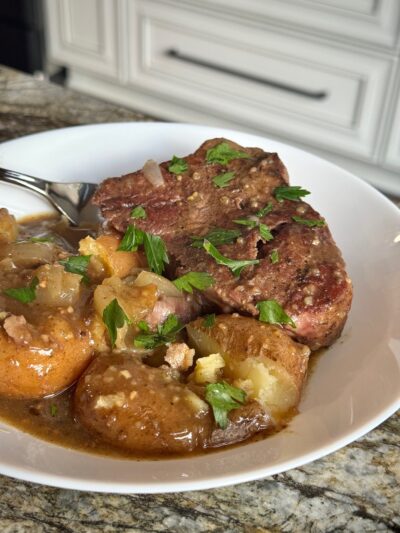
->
[[93, 138, 352, 350]]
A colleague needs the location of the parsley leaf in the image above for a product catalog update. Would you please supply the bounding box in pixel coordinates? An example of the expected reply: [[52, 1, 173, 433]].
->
[[168, 155, 188, 174], [203, 239, 259, 277], [234, 218, 258, 228], [256, 300, 296, 328], [234, 219, 273, 241], [118, 225, 144, 252], [212, 171, 236, 188], [59, 255, 91, 284], [118, 226, 169, 275], [133, 313, 183, 349], [292, 216, 325, 227], [191, 228, 241, 248], [206, 142, 251, 165], [173, 272, 215, 293], [205, 381, 246, 429], [256, 202, 273, 217], [50, 404, 58, 417], [202, 314, 216, 328], [130, 206, 147, 219], [259, 223, 273, 241], [102, 298, 131, 349], [269, 249, 279, 264], [274, 185, 310, 202], [4, 276, 39, 304], [143, 232, 169, 275]]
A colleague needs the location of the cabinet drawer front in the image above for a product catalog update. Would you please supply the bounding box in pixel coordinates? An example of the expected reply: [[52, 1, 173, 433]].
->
[[183, 0, 400, 49], [127, 1, 392, 158], [45, 0, 119, 79]]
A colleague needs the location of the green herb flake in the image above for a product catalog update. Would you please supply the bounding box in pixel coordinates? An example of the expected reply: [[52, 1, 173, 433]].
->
[[133, 313, 183, 350], [206, 142, 251, 166], [292, 216, 325, 228], [102, 298, 131, 349], [202, 313, 216, 328], [274, 185, 310, 202], [256, 300, 296, 328], [168, 155, 188, 175], [173, 272, 215, 293], [191, 228, 241, 248], [256, 202, 273, 217], [205, 381, 247, 429], [212, 171, 236, 188], [259, 223, 273, 241], [130, 206, 147, 219], [59, 255, 91, 284], [233, 218, 258, 228], [143, 232, 169, 276], [203, 239, 259, 277], [269, 249, 279, 264], [117, 225, 144, 252], [4, 276, 39, 304], [50, 404, 58, 417]]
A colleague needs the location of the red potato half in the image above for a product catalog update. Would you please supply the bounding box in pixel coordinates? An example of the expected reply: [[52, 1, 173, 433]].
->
[[187, 315, 310, 422]]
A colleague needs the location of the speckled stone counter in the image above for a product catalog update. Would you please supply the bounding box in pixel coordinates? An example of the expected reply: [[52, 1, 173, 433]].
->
[[0, 65, 399, 533]]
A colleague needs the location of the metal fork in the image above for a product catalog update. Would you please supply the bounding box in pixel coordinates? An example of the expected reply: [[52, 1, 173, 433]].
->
[[0, 167, 101, 227]]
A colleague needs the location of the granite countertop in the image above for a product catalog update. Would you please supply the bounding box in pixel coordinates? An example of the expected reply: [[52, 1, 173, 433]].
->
[[0, 65, 399, 532]]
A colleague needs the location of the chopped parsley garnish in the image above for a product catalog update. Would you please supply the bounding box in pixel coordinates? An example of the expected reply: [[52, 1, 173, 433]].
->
[[234, 219, 273, 241], [134, 313, 183, 349], [191, 228, 241, 248], [50, 404, 58, 417], [256, 300, 296, 328], [130, 206, 147, 219], [259, 223, 273, 241], [173, 272, 215, 293], [203, 239, 259, 277], [269, 249, 279, 264], [117, 225, 144, 252], [118, 226, 169, 275], [205, 382, 246, 429], [292, 216, 325, 227], [206, 142, 251, 165], [212, 171, 236, 188], [168, 156, 188, 174], [102, 298, 131, 349], [4, 276, 39, 304], [234, 218, 258, 228], [202, 313, 216, 328], [59, 255, 91, 284], [274, 185, 310, 202], [143, 232, 169, 275], [256, 202, 273, 217]]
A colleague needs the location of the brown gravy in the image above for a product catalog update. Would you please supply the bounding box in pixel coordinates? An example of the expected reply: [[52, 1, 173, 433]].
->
[[0, 214, 301, 460]]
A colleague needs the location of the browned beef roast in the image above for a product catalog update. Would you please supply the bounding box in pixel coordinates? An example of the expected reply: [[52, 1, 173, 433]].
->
[[93, 138, 352, 350]]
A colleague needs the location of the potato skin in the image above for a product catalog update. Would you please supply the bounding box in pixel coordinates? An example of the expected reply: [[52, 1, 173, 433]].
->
[[188, 315, 310, 393], [0, 314, 93, 399], [74, 354, 213, 454]]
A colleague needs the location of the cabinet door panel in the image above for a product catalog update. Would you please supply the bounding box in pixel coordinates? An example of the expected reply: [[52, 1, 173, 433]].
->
[[45, 0, 119, 79]]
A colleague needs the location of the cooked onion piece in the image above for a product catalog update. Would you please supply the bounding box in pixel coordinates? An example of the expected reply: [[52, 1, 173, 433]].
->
[[0, 209, 18, 244], [35, 264, 82, 307], [142, 159, 164, 187]]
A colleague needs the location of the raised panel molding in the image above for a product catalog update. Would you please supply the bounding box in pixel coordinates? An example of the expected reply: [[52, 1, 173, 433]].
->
[[45, 0, 119, 78], [384, 90, 400, 170]]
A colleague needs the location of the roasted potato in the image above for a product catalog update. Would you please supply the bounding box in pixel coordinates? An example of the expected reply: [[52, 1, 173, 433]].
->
[[0, 314, 93, 399], [187, 315, 310, 422]]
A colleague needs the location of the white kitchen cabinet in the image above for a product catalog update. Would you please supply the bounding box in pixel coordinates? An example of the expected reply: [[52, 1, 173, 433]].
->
[[45, 0, 400, 194], [45, 0, 120, 79]]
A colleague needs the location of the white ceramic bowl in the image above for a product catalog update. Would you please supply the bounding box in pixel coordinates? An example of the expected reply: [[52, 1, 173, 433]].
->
[[0, 123, 399, 493]]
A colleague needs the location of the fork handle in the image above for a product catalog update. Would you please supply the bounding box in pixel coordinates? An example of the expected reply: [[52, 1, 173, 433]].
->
[[0, 167, 49, 196]]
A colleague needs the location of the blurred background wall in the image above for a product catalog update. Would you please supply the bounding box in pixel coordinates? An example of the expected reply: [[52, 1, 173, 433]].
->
[[1, 0, 399, 195]]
